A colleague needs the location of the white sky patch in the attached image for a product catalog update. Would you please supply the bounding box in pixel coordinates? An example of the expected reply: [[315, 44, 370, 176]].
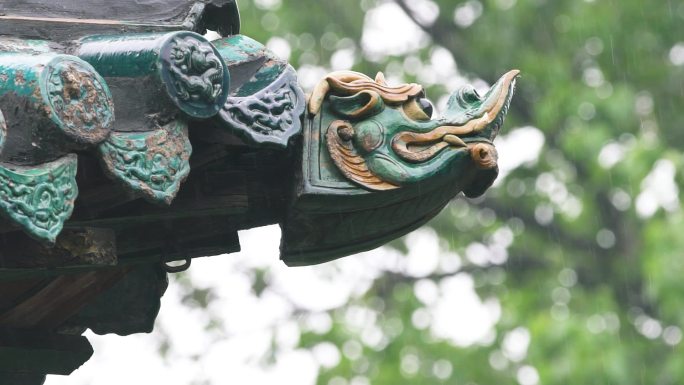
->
[[47, 330, 200, 385], [403, 0, 440, 26], [297, 64, 328, 92], [238, 226, 379, 312], [465, 242, 490, 266], [331, 47, 357, 71], [494, 126, 545, 181], [439, 251, 463, 273], [502, 327, 531, 362], [266, 36, 291, 61], [453, 0, 483, 28], [205, 30, 221, 41], [430, 47, 458, 79], [404, 55, 423, 75], [534, 169, 583, 219], [207, 347, 318, 385], [663, 326, 683, 346], [598, 141, 626, 169], [417, 47, 458, 87], [401, 228, 441, 277], [430, 274, 501, 347], [313, 342, 342, 368], [517, 365, 540, 385], [414, 279, 440, 305], [610, 188, 632, 211], [361, 2, 430, 59], [669, 42, 684, 66], [271, 265, 358, 311], [154, 283, 214, 357], [635, 91, 654, 117], [636, 159, 680, 218], [583, 67, 605, 88], [465, 239, 509, 266]]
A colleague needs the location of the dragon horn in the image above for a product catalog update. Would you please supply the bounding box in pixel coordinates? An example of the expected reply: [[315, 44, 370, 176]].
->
[[375, 72, 387, 85], [308, 71, 374, 115]]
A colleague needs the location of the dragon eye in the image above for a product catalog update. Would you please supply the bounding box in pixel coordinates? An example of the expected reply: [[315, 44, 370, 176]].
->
[[418, 98, 434, 118], [403, 97, 434, 121]]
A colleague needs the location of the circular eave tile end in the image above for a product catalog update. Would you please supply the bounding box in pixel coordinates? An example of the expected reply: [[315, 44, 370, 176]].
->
[[41, 55, 115, 145], [159, 31, 231, 119]]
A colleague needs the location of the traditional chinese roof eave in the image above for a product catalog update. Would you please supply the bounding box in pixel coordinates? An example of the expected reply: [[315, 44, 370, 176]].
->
[[0, 0, 240, 41]]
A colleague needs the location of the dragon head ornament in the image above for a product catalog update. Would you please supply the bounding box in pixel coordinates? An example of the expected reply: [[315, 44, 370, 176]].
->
[[308, 69, 519, 196], [281, 70, 519, 265]]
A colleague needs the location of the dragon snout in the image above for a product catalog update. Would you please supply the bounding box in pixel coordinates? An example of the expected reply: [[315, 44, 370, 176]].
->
[[392, 69, 518, 164], [469, 142, 497, 169]]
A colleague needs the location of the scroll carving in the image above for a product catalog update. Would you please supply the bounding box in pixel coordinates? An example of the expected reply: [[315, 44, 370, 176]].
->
[[326, 120, 398, 191], [218, 66, 305, 147], [98, 121, 192, 205], [0, 155, 78, 243]]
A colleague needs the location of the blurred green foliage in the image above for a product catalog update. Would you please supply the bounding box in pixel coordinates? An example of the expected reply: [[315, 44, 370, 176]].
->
[[200, 0, 684, 383]]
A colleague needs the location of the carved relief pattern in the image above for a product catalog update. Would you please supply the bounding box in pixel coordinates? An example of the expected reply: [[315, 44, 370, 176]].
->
[[167, 36, 225, 103], [0, 155, 78, 243], [219, 66, 305, 147], [98, 121, 192, 205], [326, 120, 398, 191], [45, 57, 114, 142]]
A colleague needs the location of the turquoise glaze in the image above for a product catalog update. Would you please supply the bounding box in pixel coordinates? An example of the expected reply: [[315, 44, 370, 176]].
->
[[77, 31, 230, 118], [98, 120, 192, 205], [212, 35, 285, 97], [0, 154, 78, 243], [212, 35, 275, 64]]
